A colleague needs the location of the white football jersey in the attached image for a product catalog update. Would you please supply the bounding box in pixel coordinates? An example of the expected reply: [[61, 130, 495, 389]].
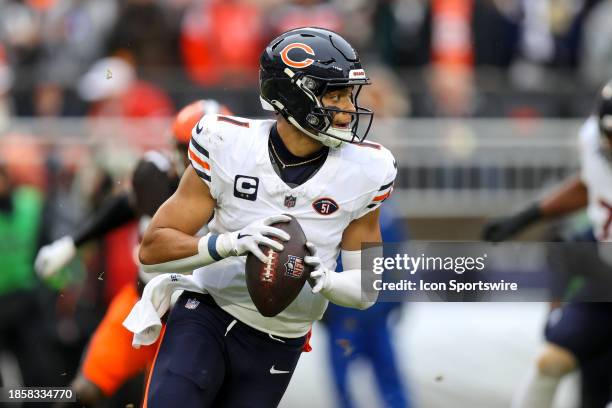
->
[[188, 114, 396, 337], [579, 116, 612, 241]]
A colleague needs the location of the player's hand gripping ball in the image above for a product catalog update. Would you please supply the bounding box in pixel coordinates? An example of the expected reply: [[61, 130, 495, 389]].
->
[[245, 214, 312, 317]]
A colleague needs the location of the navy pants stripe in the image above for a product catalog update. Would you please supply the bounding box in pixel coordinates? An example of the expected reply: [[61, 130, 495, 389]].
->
[[146, 292, 306, 408]]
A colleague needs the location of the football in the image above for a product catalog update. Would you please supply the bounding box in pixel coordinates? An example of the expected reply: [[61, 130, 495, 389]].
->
[[245, 214, 311, 317]]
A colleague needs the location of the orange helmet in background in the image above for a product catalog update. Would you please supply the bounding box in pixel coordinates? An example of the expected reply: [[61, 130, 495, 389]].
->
[[172, 99, 233, 144]]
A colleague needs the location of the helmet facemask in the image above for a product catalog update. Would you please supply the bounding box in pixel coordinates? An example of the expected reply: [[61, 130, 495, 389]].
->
[[311, 84, 374, 146], [272, 68, 373, 148]]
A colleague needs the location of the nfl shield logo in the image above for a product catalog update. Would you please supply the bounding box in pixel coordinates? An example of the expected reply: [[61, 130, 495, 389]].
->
[[185, 298, 200, 310], [284, 255, 305, 279], [284, 195, 297, 208]]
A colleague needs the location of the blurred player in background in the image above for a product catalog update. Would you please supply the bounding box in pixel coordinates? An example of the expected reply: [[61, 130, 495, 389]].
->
[[34, 99, 230, 406], [325, 200, 411, 408], [0, 160, 64, 388], [136, 27, 395, 407], [483, 80, 612, 408]]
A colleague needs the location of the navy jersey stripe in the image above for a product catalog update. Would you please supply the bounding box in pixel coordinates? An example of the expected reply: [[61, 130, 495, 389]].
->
[[190, 137, 209, 158], [379, 180, 394, 191], [217, 116, 250, 128], [193, 167, 211, 182]]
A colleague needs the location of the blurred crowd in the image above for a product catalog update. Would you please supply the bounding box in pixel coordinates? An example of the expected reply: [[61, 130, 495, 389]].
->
[[0, 0, 612, 120]]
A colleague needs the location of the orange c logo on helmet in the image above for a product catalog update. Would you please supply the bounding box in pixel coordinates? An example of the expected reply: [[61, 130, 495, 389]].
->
[[280, 43, 315, 69]]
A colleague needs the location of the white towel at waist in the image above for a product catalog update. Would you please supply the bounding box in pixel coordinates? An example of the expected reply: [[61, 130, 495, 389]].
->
[[123, 273, 206, 348]]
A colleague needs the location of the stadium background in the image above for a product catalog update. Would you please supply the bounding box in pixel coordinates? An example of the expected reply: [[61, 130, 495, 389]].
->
[[0, 0, 608, 407]]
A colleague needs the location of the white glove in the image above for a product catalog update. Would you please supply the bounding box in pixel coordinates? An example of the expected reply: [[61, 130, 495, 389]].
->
[[217, 214, 291, 263], [305, 242, 332, 294], [305, 243, 374, 309], [35, 236, 77, 279]]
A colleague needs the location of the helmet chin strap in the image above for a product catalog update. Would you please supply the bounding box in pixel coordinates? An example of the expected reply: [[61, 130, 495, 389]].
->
[[287, 116, 343, 148], [260, 96, 275, 112], [314, 132, 343, 148], [326, 127, 353, 143]]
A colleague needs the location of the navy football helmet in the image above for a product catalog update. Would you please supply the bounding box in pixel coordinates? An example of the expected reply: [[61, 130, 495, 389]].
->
[[259, 27, 373, 148]]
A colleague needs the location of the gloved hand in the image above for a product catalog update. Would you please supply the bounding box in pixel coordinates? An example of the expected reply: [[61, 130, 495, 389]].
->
[[304, 242, 332, 294], [482, 217, 524, 242], [217, 214, 291, 263], [304, 243, 373, 309], [34, 236, 77, 279], [482, 204, 541, 242]]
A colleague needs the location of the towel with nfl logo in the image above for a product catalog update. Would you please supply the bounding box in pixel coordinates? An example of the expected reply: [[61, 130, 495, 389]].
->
[[123, 273, 206, 348]]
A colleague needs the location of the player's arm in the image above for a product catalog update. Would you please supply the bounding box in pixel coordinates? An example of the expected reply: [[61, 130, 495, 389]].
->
[[35, 155, 176, 279], [539, 175, 588, 216], [340, 207, 383, 250], [305, 208, 382, 310], [482, 174, 588, 242], [139, 166, 215, 264], [35, 191, 136, 278], [139, 166, 290, 272]]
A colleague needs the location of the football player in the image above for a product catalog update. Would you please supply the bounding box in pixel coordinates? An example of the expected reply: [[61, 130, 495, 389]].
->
[[34, 100, 230, 406], [482, 80, 612, 408], [138, 27, 395, 407]]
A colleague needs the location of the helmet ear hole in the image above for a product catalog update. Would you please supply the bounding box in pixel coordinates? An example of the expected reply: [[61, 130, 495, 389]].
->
[[306, 114, 319, 126], [303, 77, 320, 93]]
